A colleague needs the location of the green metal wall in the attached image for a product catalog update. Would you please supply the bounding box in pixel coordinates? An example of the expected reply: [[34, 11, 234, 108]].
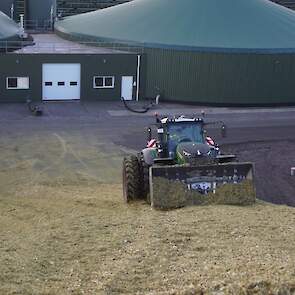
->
[[144, 48, 295, 105], [0, 53, 144, 102], [2, 47, 295, 105], [55, 29, 295, 105]]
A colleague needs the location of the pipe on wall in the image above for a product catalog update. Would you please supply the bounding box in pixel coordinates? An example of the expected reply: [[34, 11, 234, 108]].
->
[[136, 54, 141, 101]]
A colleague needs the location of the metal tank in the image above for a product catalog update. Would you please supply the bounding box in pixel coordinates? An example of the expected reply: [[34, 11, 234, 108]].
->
[[0, 10, 20, 41], [0, 0, 14, 17], [55, 0, 295, 105]]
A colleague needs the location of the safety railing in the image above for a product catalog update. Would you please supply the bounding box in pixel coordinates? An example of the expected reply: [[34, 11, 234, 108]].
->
[[0, 40, 145, 54]]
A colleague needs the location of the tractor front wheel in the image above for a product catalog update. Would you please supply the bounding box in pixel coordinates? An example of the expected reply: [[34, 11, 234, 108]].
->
[[122, 155, 141, 202]]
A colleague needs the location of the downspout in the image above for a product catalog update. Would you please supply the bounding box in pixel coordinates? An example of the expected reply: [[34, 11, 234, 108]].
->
[[136, 54, 141, 101]]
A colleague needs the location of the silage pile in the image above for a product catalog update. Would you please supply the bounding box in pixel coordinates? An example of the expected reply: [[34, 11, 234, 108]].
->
[[151, 177, 256, 210], [152, 281, 295, 295], [2, 182, 295, 295]]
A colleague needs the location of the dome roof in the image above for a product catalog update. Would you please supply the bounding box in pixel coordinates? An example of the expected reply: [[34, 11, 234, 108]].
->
[[0, 10, 19, 41], [55, 0, 295, 53]]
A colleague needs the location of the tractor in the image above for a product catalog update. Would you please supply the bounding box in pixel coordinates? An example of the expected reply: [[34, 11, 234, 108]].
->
[[122, 115, 255, 208]]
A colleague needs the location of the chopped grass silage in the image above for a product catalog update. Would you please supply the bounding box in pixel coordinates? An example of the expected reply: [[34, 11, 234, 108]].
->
[[151, 177, 256, 210]]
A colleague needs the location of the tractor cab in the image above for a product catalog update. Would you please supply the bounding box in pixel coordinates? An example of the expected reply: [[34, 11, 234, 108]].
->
[[150, 116, 220, 164], [162, 118, 206, 157]]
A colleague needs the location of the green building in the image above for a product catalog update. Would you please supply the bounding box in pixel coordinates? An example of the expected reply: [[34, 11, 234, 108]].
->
[[1, 0, 295, 105], [55, 0, 295, 105]]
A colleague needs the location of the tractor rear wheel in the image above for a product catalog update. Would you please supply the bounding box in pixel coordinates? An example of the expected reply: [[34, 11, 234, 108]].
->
[[122, 155, 141, 202]]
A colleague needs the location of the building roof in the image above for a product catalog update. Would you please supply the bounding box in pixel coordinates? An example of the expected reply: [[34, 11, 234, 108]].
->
[[0, 10, 19, 41], [55, 0, 295, 53], [13, 33, 133, 54]]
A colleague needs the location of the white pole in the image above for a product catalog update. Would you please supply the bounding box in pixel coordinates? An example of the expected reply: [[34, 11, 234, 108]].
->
[[50, 5, 54, 30], [10, 4, 14, 19], [20, 14, 24, 30], [54, 0, 57, 16], [136, 55, 141, 101], [18, 14, 27, 38]]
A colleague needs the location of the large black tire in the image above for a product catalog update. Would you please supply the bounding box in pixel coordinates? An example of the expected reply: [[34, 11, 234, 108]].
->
[[139, 160, 150, 201], [122, 155, 141, 202]]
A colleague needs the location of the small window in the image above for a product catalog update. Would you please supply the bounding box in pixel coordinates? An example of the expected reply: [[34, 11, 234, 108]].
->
[[105, 77, 114, 87], [7, 77, 29, 89], [58, 82, 65, 86], [94, 77, 104, 88], [70, 81, 78, 86], [93, 76, 115, 89], [45, 82, 52, 86], [7, 78, 17, 88]]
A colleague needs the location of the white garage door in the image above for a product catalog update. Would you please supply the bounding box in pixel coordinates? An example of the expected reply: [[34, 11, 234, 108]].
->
[[42, 64, 81, 101]]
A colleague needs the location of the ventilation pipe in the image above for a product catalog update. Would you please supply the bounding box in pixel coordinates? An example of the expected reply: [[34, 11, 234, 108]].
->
[[18, 14, 27, 38], [10, 4, 14, 20]]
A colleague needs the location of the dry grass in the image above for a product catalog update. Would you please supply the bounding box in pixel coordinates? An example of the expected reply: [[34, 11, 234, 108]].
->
[[1, 182, 295, 295]]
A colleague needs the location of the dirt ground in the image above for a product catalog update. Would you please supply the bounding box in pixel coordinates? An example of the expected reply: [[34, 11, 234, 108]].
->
[[223, 140, 295, 206]]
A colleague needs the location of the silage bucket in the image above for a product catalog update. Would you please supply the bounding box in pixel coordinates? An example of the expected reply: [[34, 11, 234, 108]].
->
[[149, 162, 256, 210]]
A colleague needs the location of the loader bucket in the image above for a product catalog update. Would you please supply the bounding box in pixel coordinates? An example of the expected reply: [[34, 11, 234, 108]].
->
[[149, 162, 256, 210]]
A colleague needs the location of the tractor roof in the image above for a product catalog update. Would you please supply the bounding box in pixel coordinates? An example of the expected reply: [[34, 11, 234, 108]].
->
[[160, 116, 204, 124]]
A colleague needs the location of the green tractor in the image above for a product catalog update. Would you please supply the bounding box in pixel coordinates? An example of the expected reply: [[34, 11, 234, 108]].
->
[[122, 116, 255, 209]]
